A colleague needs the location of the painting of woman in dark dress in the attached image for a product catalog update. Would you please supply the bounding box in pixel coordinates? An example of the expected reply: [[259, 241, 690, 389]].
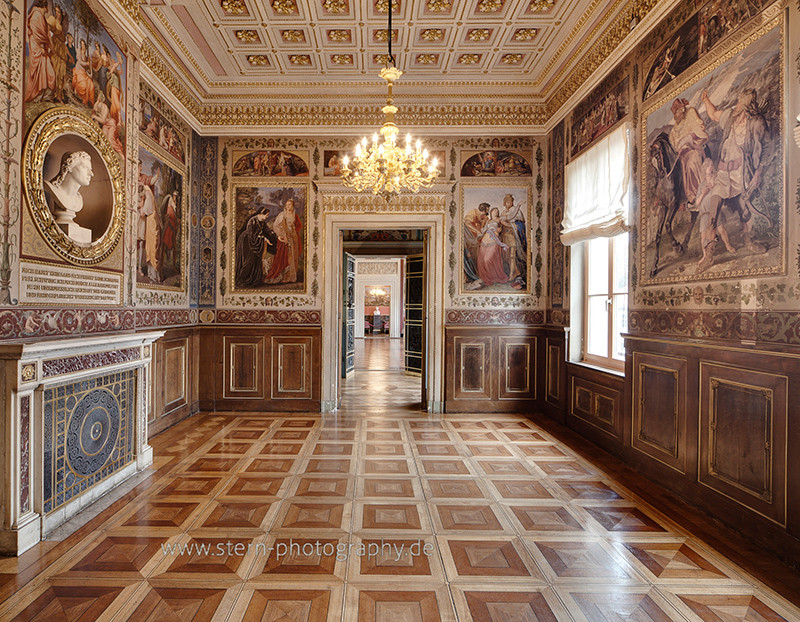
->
[[235, 208, 277, 288]]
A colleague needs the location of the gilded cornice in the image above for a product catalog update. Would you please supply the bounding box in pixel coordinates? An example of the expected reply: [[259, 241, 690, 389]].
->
[[140, 41, 202, 119], [199, 102, 549, 128], [116, 0, 140, 23], [545, 0, 659, 117]]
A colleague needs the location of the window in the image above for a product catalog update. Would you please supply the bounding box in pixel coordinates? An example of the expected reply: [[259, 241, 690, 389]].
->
[[584, 233, 628, 369], [562, 124, 630, 372]]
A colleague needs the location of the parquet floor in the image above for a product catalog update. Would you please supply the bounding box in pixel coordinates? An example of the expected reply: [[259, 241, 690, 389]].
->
[[1, 340, 798, 620]]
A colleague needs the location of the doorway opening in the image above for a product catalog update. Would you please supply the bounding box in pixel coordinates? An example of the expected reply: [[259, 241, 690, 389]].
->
[[339, 231, 426, 412], [320, 210, 445, 413]]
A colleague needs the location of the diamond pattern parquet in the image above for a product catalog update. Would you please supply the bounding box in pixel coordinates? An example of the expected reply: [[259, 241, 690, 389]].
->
[[1, 348, 798, 622]]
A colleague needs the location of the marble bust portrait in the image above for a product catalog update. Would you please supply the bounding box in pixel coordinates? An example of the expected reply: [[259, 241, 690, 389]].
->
[[44, 151, 94, 244]]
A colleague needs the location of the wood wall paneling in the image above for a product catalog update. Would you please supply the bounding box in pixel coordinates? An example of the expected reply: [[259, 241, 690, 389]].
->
[[453, 336, 493, 400], [631, 352, 687, 474], [546, 339, 562, 404], [445, 327, 561, 413], [224, 336, 266, 399], [699, 362, 787, 526], [499, 336, 536, 400], [567, 366, 624, 443], [149, 328, 199, 437], [272, 336, 313, 400]]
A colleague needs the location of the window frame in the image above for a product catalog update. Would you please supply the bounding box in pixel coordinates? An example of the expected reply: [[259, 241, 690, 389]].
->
[[581, 232, 628, 372]]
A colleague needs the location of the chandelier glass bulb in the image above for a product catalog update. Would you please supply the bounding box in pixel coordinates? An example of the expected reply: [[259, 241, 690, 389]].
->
[[341, 67, 438, 199]]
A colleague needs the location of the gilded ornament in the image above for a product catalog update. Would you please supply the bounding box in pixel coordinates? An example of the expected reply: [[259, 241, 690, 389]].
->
[[528, 0, 554, 11], [289, 54, 312, 65], [323, 0, 348, 13], [514, 28, 537, 41], [373, 54, 393, 65], [467, 29, 490, 41], [247, 55, 270, 66], [416, 54, 437, 64], [421, 28, 443, 42], [23, 108, 126, 266], [21, 364, 36, 382], [271, 0, 298, 14], [221, 0, 247, 14], [375, 0, 399, 14], [282, 29, 305, 42], [458, 54, 480, 64], [235, 30, 259, 43], [328, 29, 351, 42], [426, 0, 451, 11], [374, 29, 396, 42], [477, 0, 502, 12], [501, 53, 523, 64], [331, 54, 353, 64]]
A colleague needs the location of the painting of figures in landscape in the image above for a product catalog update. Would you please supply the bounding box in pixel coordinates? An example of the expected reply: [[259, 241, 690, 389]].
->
[[570, 77, 629, 158], [641, 25, 782, 284], [460, 150, 532, 177], [233, 185, 306, 293], [137, 148, 184, 288], [139, 98, 185, 164], [642, 0, 767, 101], [232, 150, 309, 177], [461, 185, 531, 294], [24, 0, 126, 156]]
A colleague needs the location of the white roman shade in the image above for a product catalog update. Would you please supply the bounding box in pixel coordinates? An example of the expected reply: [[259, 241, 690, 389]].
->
[[561, 123, 631, 246]]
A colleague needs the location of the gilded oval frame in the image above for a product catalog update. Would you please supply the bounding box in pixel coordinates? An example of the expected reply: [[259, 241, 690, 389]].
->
[[23, 107, 126, 266]]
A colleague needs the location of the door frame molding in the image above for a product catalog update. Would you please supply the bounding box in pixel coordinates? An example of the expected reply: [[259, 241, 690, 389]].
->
[[320, 209, 446, 413]]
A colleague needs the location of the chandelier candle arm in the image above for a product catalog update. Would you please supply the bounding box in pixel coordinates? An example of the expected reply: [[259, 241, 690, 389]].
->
[[340, 28, 438, 199]]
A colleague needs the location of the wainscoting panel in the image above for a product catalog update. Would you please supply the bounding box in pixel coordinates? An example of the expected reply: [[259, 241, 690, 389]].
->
[[623, 335, 800, 567], [566, 366, 624, 444], [699, 362, 787, 526], [224, 336, 265, 399], [445, 326, 562, 413], [631, 352, 687, 474], [150, 328, 199, 437], [272, 337, 313, 400], [498, 336, 536, 400], [200, 326, 321, 411], [452, 336, 493, 401]]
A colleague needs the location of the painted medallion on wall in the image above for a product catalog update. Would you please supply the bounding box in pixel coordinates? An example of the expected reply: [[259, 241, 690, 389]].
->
[[24, 0, 126, 157], [137, 148, 185, 288], [323, 150, 347, 176], [23, 107, 125, 265], [642, 0, 767, 102], [460, 149, 532, 177], [232, 184, 307, 293], [460, 183, 532, 294], [570, 77, 629, 158], [232, 150, 309, 176], [641, 23, 783, 284], [139, 98, 186, 165]]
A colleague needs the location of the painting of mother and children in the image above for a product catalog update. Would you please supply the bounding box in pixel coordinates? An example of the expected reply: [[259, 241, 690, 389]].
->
[[461, 186, 531, 294]]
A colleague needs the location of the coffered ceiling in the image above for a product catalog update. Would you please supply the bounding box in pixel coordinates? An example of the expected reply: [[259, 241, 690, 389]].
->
[[137, 0, 659, 131]]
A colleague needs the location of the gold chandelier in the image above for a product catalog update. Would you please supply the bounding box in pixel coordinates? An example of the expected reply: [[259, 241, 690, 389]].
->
[[341, 8, 438, 199]]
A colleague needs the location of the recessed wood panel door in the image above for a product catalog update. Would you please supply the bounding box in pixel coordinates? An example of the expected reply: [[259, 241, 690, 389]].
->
[[223, 336, 265, 399], [632, 352, 687, 474], [699, 362, 787, 526], [272, 336, 313, 400], [498, 336, 536, 400], [452, 336, 493, 400]]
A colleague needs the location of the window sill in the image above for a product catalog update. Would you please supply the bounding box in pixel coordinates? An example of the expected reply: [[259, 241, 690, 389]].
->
[[568, 359, 625, 378]]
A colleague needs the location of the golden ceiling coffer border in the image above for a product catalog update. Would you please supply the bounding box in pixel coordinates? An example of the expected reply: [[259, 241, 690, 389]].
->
[[23, 108, 126, 266], [136, 0, 661, 128]]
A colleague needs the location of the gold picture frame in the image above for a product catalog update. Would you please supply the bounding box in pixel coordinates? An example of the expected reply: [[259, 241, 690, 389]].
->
[[23, 107, 126, 266]]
